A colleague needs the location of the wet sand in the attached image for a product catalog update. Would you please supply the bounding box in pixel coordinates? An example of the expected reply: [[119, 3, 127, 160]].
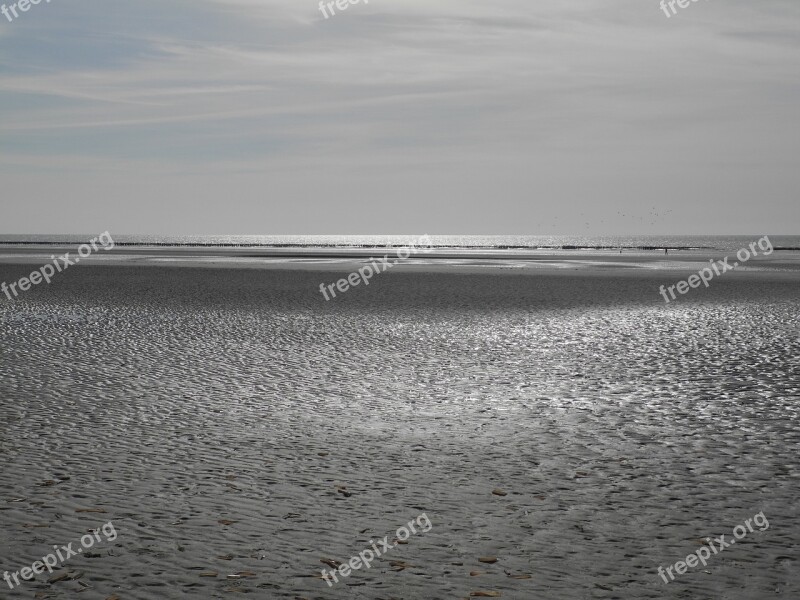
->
[[1, 253, 799, 599]]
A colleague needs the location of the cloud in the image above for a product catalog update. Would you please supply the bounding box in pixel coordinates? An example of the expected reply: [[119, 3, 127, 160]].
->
[[0, 0, 798, 233]]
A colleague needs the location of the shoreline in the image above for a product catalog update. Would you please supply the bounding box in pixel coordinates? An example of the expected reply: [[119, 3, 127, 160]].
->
[[2, 247, 800, 282]]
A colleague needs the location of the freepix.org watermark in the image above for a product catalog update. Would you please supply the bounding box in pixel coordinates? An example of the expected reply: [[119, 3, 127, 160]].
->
[[658, 511, 769, 583], [320, 513, 432, 586], [2, 0, 52, 23], [1, 231, 115, 301], [318, 0, 368, 20], [659, 0, 708, 18], [659, 236, 773, 303], [318, 235, 433, 301], [4, 521, 117, 590]]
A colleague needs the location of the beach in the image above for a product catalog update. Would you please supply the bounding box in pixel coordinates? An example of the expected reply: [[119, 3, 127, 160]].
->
[[1, 249, 799, 599]]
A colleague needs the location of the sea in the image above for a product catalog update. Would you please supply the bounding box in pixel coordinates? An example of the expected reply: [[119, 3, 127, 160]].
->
[[1, 234, 799, 251]]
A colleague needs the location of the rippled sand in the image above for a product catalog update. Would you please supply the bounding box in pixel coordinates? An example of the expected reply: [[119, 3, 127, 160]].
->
[[1, 257, 799, 599]]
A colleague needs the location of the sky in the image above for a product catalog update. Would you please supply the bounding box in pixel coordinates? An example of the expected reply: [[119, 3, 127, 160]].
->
[[0, 0, 798, 235]]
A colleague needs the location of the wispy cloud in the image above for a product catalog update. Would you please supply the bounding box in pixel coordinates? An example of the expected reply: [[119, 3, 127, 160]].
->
[[0, 0, 798, 233]]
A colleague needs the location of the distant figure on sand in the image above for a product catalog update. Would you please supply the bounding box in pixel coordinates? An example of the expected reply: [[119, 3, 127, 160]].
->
[[665, 248, 668, 255]]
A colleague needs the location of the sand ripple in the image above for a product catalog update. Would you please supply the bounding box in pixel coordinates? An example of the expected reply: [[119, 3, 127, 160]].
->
[[1, 265, 798, 599]]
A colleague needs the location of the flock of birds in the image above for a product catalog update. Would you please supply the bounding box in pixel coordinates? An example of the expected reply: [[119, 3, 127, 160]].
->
[[536, 206, 676, 231]]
